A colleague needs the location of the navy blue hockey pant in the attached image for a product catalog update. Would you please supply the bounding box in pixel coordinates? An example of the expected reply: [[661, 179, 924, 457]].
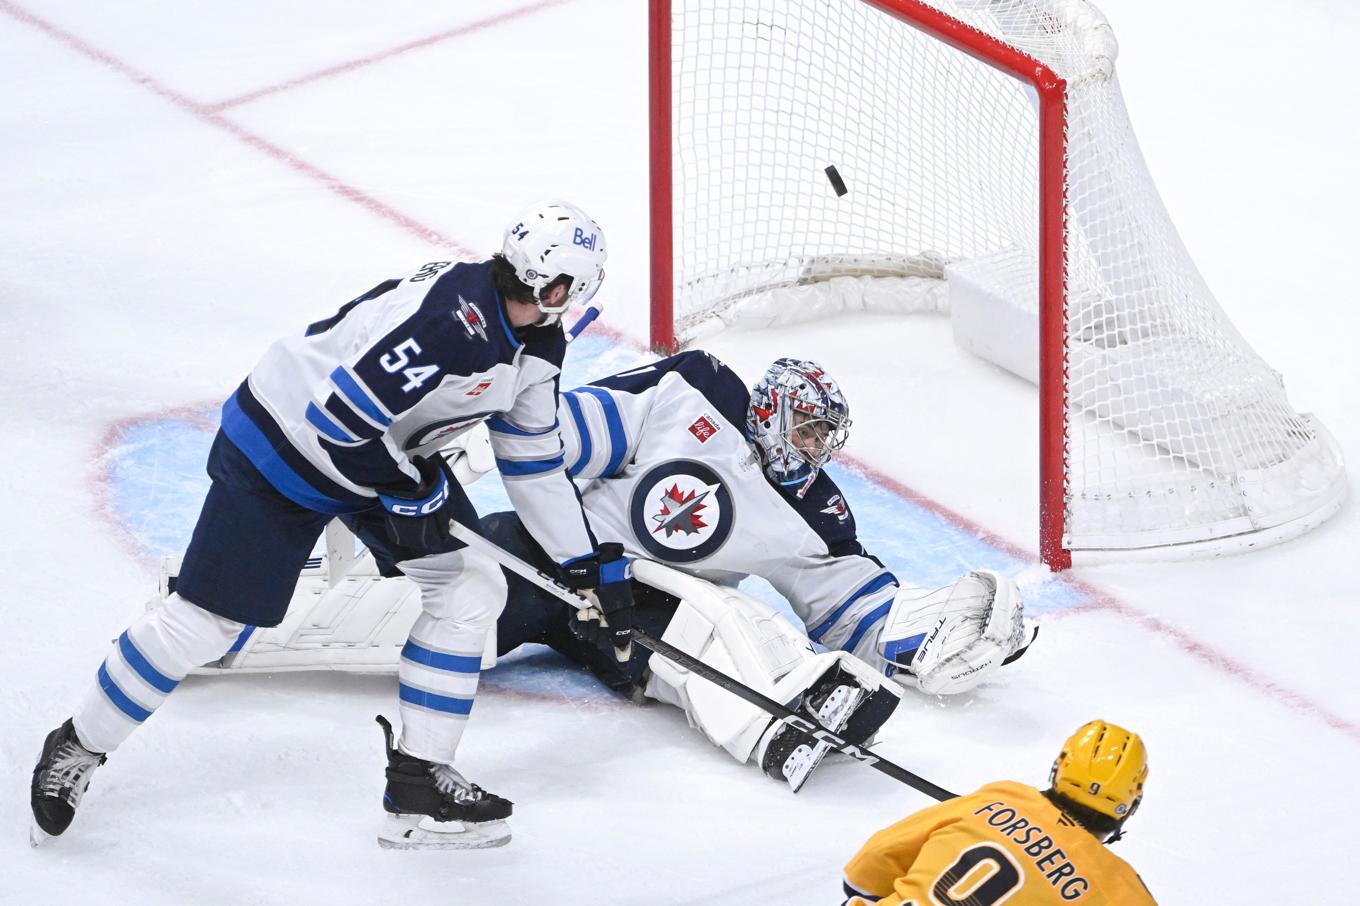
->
[[175, 430, 478, 627]]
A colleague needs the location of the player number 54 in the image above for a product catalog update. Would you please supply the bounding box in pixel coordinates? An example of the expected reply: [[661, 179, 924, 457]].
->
[[380, 338, 440, 393]]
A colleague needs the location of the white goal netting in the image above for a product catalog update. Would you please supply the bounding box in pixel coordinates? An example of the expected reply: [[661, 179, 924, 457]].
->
[[662, 0, 1345, 558]]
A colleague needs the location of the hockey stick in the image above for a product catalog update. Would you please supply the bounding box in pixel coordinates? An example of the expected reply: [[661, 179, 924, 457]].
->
[[446, 519, 958, 802], [566, 301, 602, 343]]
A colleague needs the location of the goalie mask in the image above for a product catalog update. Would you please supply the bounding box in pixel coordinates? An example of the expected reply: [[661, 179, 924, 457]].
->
[[747, 358, 851, 498], [1050, 720, 1148, 838], [502, 200, 607, 323]]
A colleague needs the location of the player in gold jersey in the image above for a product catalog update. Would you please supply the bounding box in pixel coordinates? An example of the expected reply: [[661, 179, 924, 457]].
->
[[842, 720, 1156, 905]]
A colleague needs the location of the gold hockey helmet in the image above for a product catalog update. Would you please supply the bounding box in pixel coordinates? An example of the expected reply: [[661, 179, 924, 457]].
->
[[1049, 720, 1148, 821]]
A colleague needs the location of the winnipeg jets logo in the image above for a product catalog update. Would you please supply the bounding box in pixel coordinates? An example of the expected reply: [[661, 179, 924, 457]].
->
[[821, 494, 849, 523], [455, 295, 489, 342], [629, 460, 734, 562], [651, 483, 716, 537]]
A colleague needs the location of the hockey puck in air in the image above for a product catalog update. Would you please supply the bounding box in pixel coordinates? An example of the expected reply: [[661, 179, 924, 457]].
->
[[825, 165, 848, 197]]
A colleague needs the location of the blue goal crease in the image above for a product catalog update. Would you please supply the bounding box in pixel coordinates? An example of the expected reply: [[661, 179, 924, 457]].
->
[[105, 334, 1088, 619]]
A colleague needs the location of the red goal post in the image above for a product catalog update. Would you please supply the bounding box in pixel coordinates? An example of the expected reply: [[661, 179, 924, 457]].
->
[[648, 0, 1346, 569]]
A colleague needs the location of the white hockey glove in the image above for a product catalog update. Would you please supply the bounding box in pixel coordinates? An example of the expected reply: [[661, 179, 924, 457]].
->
[[438, 422, 495, 486], [877, 570, 1036, 695]]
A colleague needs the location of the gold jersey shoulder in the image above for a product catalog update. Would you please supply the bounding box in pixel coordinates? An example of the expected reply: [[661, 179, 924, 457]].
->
[[843, 781, 1155, 906]]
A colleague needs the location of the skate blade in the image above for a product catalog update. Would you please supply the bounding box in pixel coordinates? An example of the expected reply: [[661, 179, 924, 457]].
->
[[782, 741, 832, 793], [29, 823, 53, 848], [377, 814, 511, 850], [784, 686, 865, 793]]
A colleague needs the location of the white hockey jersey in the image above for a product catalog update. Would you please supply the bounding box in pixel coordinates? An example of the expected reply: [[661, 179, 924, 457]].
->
[[556, 351, 899, 660], [221, 259, 595, 564]]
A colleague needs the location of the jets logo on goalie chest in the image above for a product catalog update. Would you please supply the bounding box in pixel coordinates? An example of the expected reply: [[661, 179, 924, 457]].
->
[[629, 460, 734, 563]]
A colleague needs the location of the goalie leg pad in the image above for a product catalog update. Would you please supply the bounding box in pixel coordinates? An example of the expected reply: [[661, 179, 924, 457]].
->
[[635, 561, 902, 767], [643, 588, 814, 761]]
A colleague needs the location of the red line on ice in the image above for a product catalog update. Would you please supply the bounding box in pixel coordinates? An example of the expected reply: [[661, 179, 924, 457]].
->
[[1052, 597, 1360, 743], [205, 0, 574, 112], [0, 0, 477, 257], [11, 0, 1353, 744]]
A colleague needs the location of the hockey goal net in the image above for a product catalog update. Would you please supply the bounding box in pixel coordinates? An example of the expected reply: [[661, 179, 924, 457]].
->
[[649, 0, 1346, 568]]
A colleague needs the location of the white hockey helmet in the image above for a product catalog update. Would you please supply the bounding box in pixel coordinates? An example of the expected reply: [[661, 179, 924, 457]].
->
[[501, 200, 607, 318], [747, 358, 851, 497]]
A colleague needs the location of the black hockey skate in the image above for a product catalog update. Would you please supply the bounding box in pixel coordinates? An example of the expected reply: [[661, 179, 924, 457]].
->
[[755, 666, 900, 793], [30, 718, 107, 846], [375, 715, 512, 850]]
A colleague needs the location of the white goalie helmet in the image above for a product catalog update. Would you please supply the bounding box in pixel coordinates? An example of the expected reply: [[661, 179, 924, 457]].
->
[[747, 358, 851, 497], [501, 200, 607, 319]]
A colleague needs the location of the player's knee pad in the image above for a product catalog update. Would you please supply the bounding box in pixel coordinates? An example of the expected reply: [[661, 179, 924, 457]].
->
[[140, 592, 247, 671], [400, 548, 507, 628]]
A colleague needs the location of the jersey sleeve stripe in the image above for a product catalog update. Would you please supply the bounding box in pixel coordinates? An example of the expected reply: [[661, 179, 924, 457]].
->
[[329, 366, 392, 426], [487, 415, 556, 437], [843, 599, 894, 653], [563, 391, 594, 475], [496, 454, 566, 477], [575, 386, 629, 477], [808, 571, 898, 642], [305, 402, 359, 444], [221, 388, 367, 514], [322, 394, 384, 440]]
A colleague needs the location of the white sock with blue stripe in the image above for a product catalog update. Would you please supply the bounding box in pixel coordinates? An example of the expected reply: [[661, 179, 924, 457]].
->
[[392, 548, 506, 764], [72, 593, 245, 754], [396, 612, 487, 763]]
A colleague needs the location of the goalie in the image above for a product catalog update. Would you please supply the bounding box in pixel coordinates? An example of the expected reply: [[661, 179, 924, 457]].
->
[[200, 352, 1036, 792]]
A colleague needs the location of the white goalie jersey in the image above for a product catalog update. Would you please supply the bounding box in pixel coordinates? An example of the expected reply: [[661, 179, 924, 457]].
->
[[556, 351, 898, 661]]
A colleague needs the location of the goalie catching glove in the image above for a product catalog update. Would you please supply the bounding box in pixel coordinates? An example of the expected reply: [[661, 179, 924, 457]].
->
[[878, 570, 1037, 695], [558, 543, 634, 662]]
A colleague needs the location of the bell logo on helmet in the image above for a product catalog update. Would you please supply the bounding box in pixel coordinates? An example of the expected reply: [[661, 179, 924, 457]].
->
[[502, 200, 608, 318]]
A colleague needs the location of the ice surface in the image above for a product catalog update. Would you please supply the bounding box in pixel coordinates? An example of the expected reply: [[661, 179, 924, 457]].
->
[[1, 1, 1357, 903]]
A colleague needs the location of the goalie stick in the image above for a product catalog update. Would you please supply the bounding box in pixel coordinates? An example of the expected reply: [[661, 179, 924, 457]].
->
[[446, 519, 959, 803]]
